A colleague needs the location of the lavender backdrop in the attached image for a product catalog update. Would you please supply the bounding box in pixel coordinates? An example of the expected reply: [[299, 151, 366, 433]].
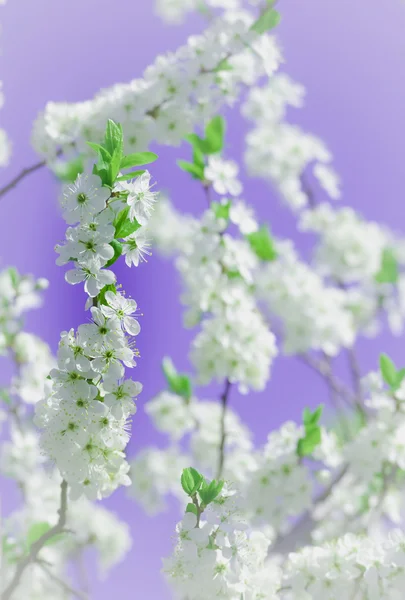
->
[[1, 1, 405, 597]]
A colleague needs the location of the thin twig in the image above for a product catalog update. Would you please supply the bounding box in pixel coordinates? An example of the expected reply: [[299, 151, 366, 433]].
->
[[271, 465, 348, 554], [0, 159, 46, 200], [2, 480, 69, 600], [37, 561, 88, 600], [299, 353, 354, 407], [216, 379, 232, 479]]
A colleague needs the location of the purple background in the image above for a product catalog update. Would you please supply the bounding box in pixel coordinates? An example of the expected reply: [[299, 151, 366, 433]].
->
[[1, 0, 405, 597]]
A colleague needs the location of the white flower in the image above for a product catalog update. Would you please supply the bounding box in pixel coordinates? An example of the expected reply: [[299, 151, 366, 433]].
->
[[100, 291, 141, 336], [205, 156, 243, 197], [65, 260, 116, 297], [78, 307, 124, 350], [145, 391, 195, 440], [103, 378, 142, 418], [116, 171, 158, 226], [122, 229, 152, 267], [229, 200, 258, 235], [61, 174, 110, 225]]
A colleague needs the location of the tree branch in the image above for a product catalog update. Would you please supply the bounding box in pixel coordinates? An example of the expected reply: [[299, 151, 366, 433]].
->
[[2, 480, 69, 600], [216, 379, 232, 479], [0, 159, 46, 200], [271, 465, 348, 554], [37, 561, 88, 600]]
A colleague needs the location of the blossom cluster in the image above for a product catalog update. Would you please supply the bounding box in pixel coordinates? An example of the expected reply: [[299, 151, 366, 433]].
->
[[34, 121, 159, 499], [243, 73, 340, 211], [164, 487, 280, 600], [32, 11, 281, 164]]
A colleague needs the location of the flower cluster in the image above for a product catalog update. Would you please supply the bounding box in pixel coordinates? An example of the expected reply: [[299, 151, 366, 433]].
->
[[1, 426, 132, 596], [34, 121, 159, 499], [32, 11, 281, 163], [164, 485, 281, 600], [256, 240, 356, 356], [243, 73, 340, 211], [300, 203, 388, 283], [152, 179, 277, 393]]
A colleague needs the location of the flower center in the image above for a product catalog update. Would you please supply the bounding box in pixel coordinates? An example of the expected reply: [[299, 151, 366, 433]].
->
[[77, 192, 88, 204]]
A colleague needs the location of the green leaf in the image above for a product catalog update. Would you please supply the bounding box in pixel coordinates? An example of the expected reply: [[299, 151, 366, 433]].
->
[[205, 116, 226, 154], [214, 59, 233, 73], [114, 206, 141, 239], [8, 267, 19, 288], [246, 225, 278, 261], [109, 146, 123, 185], [116, 170, 146, 182], [297, 427, 322, 457], [198, 479, 224, 506], [193, 147, 205, 170], [87, 141, 111, 161], [53, 156, 84, 183], [380, 353, 398, 388], [212, 200, 231, 221], [120, 152, 158, 170], [185, 133, 209, 155], [181, 467, 204, 496], [104, 240, 123, 268], [303, 405, 324, 428], [375, 248, 399, 284], [186, 502, 198, 516], [0, 389, 11, 405], [177, 160, 205, 180], [97, 283, 117, 306], [103, 120, 123, 157], [92, 165, 108, 187], [27, 523, 52, 549], [250, 7, 281, 34], [162, 357, 193, 400]]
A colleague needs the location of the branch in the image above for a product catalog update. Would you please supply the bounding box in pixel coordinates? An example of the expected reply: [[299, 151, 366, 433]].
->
[[37, 561, 88, 600], [271, 465, 348, 554], [216, 379, 232, 479], [0, 159, 46, 200], [299, 353, 354, 407], [2, 480, 69, 600]]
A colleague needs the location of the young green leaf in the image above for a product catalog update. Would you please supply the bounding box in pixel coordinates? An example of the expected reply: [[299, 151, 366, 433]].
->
[[177, 160, 205, 180], [104, 240, 123, 268], [380, 353, 398, 388], [162, 357, 193, 400], [214, 59, 233, 73], [303, 405, 324, 428], [27, 522, 52, 549], [114, 206, 141, 239], [375, 248, 399, 284], [120, 152, 158, 170], [109, 146, 123, 185], [97, 283, 117, 306], [186, 502, 198, 516], [198, 479, 224, 507], [181, 467, 204, 496], [250, 7, 281, 34], [185, 133, 210, 155], [211, 200, 231, 221], [246, 225, 278, 261], [205, 116, 226, 154], [103, 120, 123, 157], [52, 156, 84, 183], [116, 170, 146, 182], [87, 141, 111, 161], [297, 427, 322, 457]]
